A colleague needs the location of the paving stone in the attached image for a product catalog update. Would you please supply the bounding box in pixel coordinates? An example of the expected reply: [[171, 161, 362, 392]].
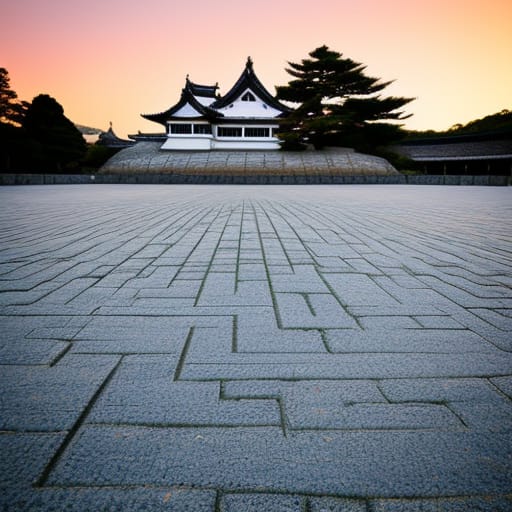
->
[[236, 309, 326, 353], [223, 380, 287, 399], [309, 497, 368, 511], [0, 354, 120, 430], [137, 280, 203, 297], [0, 488, 217, 511], [447, 401, 512, 431], [238, 262, 267, 280], [347, 305, 445, 317], [287, 400, 461, 431], [490, 376, 512, 399], [88, 357, 280, 427], [325, 330, 496, 353], [72, 316, 190, 353], [417, 275, 511, 308], [182, 352, 512, 379], [26, 326, 82, 339], [0, 433, 65, 489], [371, 496, 512, 511], [271, 265, 329, 293], [275, 292, 357, 328], [47, 426, 512, 497], [132, 297, 196, 309], [220, 493, 304, 511], [95, 271, 135, 289], [197, 273, 272, 306], [307, 242, 361, 259], [379, 378, 507, 403], [358, 316, 420, 330], [0, 338, 69, 365], [31, 278, 99, 305], [413, 315, 464, 329], [225, 380, 462, 430], [322, 274, 400, 306], [124, 266, 181, 288], [469, 307, 512, 330], [345, 258, 383, 274]]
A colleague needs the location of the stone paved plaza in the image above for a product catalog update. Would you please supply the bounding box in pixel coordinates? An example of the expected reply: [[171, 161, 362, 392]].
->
[[1, 184, 511, 511]]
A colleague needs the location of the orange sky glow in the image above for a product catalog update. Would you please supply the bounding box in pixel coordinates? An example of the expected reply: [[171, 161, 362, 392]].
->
[[3, 0, 511, 138]]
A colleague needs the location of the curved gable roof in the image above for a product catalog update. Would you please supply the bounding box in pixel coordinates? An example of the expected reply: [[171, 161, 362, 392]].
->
[[186, 78, 219, 98], [212, 57, 291, 114], [142, 81, 222, 126]]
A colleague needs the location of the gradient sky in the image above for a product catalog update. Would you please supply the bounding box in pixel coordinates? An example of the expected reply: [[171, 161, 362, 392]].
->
[[3, 0, 511, 138]]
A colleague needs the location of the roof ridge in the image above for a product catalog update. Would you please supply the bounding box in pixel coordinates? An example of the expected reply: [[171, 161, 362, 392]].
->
[[211, 58, 290, 112]]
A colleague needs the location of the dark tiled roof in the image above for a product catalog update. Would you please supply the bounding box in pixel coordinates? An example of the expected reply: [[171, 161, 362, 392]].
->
[[394, 139, 512, 161], [128, 133, 167, 142], [97, 127, 134, 148], [142, 83, 222, 126], [186, 79, 218, 98]]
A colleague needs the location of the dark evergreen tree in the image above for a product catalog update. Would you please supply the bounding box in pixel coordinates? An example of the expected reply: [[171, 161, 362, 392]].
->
[[0, 68, 28, 126], [23, 94, 86, 171], [0, 68, 30, 170], [276, 46, 414, 150]]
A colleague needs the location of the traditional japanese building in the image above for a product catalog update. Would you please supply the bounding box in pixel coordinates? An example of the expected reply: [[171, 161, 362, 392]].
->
[[394, 130, 512, 176], [141, 57, 290, 151]]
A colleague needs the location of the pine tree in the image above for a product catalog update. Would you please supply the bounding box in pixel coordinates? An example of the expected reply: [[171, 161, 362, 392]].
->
[[0, 68, 28, 126], [0, 68, 30, 170], [276, 46, 414, 150]]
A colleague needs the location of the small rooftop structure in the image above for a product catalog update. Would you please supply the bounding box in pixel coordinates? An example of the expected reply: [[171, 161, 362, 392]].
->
[[137, 58, 291, 151], [97, 124, 135, 149]]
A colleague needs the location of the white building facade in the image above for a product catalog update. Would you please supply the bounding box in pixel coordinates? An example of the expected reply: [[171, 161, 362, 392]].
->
[[141, 58, 290, 151]]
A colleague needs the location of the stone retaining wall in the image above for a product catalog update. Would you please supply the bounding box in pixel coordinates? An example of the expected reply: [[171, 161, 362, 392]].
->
[[0, 174, 510, 186], [98, 142, 399, 176]]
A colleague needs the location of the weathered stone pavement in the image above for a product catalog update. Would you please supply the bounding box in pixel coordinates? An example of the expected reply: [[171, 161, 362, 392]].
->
[[1, 184, 511, 511]]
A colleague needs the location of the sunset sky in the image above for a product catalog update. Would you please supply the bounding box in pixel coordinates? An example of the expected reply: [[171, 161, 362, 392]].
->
[[3, 0, 511, 138]]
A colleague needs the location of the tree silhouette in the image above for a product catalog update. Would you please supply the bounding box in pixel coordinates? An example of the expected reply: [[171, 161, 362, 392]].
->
[[23, 94, 86, 171], [0, 68, 31, 170], [0, 68, 28, 126], [276, 46, 414, 150]]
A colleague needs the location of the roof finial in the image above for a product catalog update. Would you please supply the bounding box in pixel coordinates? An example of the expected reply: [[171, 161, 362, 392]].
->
[[246, 56, 253, 70]]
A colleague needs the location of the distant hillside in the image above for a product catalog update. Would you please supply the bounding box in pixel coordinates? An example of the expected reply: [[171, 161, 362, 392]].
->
[[406, 109, 512, 140], [75, 124, 102, 135]]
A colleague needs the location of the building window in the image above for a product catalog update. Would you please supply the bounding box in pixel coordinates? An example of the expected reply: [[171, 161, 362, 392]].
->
[[170, 124, 192, 134], [218, 127, 243, 137], [241, 92, 256, 102], [193, 124, 212, 134], [244, 127, 270, 138]]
